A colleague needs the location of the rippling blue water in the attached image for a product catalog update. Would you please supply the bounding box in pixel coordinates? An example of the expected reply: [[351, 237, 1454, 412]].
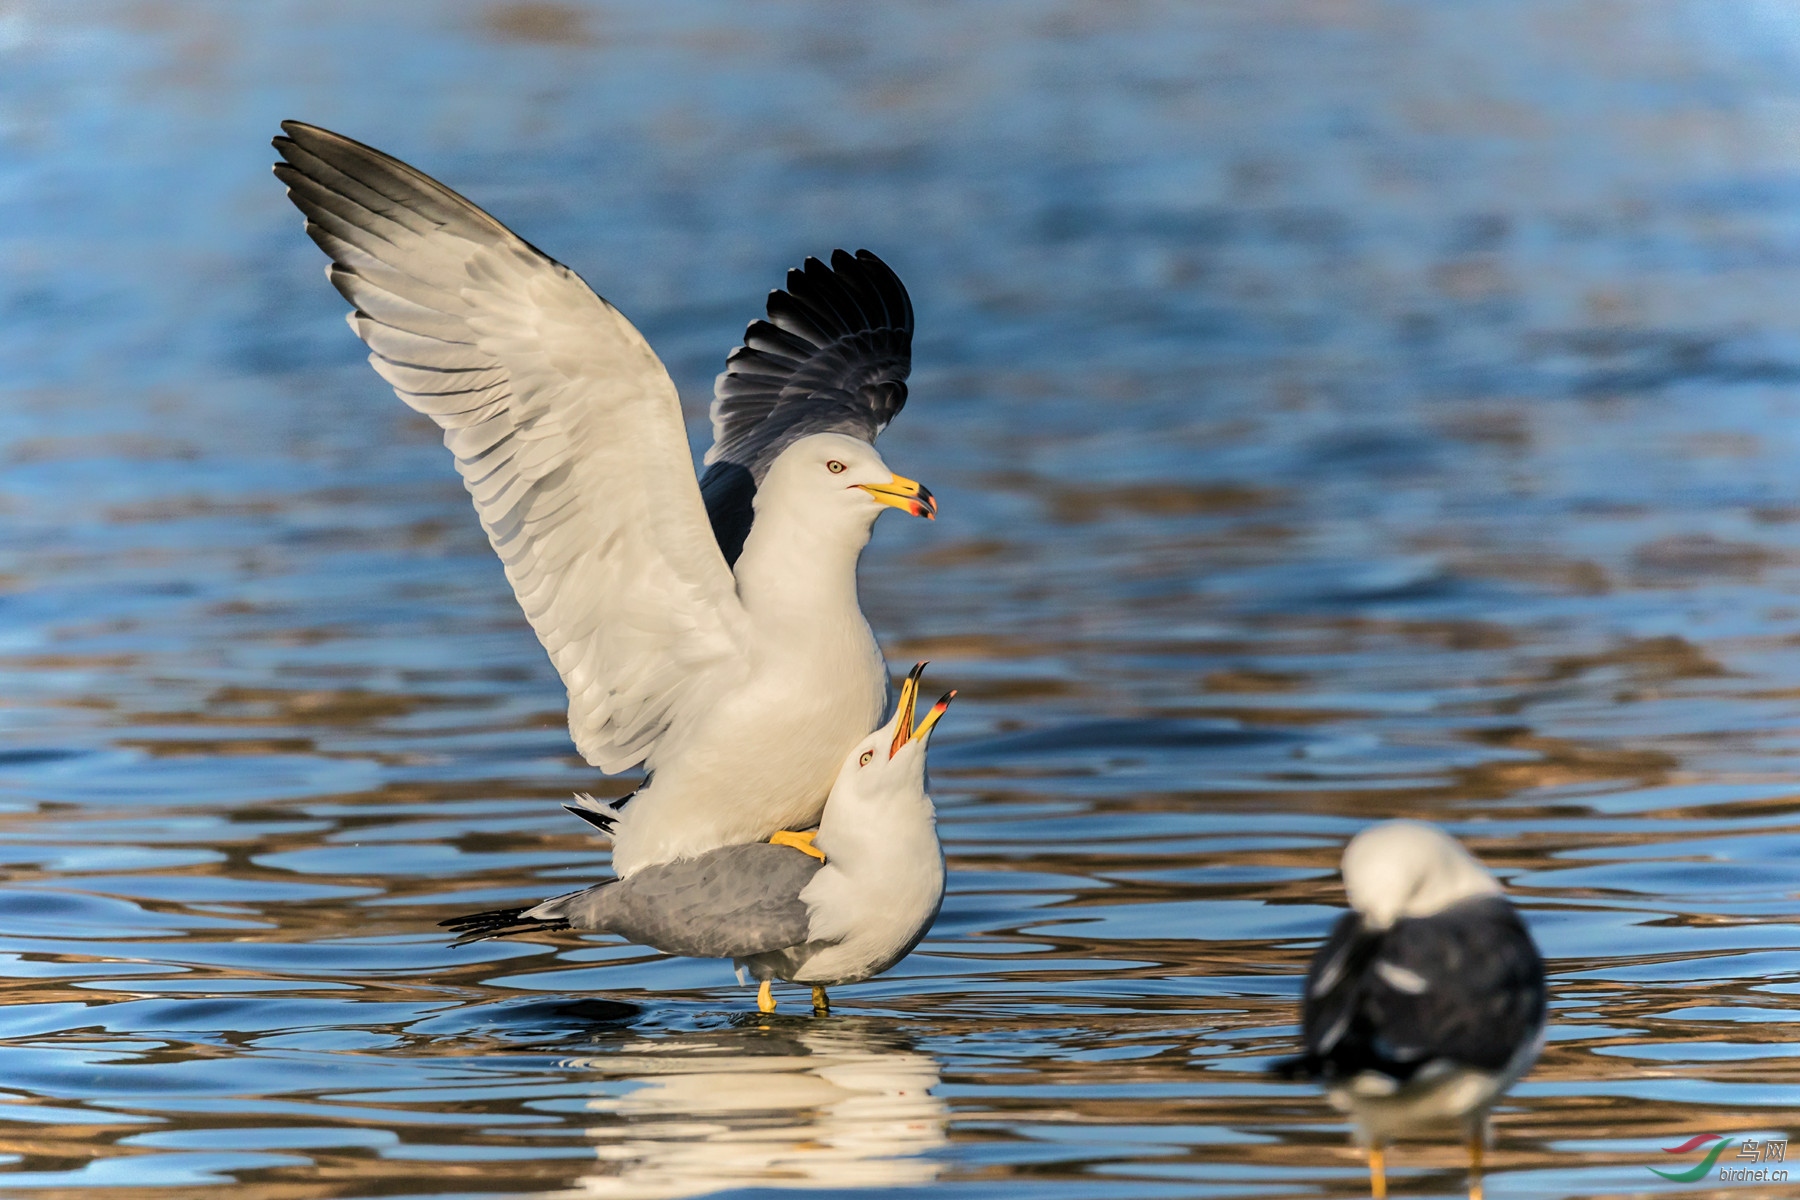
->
[[4, 2, 1800, 1196]]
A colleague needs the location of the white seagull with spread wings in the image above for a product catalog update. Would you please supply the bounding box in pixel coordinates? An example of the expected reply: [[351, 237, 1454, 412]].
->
[[273, 122, 934, 877]]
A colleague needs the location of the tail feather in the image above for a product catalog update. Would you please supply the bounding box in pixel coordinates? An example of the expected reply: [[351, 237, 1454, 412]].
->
[[564, 803, 616, 833], [564, 790, 632, 834], [440, 904, 571, 947]]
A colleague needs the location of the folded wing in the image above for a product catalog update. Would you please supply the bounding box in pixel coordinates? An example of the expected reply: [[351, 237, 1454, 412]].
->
[[1294, 898, 1544, 1082], [273, 122, 747, 772], [700, 249, 913, 564], [564, 844, 822, 958], [1367, 898, 1545, 1073]]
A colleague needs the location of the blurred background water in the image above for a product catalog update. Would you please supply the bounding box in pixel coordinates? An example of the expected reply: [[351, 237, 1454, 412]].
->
[[2, 1, 1800, 1196]]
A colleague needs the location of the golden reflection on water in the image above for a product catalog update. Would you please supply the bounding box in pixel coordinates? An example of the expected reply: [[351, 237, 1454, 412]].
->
[[565, 1024, 945, 1198]]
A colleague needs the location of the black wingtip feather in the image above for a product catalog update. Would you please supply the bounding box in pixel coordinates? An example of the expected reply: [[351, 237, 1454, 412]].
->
[[705, 247, 914, 510], [271, 120, 540, 258]]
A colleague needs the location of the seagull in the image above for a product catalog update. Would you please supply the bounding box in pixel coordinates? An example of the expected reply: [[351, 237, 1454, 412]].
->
[[272, 122, 934, 877], [443, 663, 953, 1015], [1274, 821, 1546, 1200]]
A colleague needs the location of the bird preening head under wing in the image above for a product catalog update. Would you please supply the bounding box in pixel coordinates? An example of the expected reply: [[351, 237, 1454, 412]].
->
[[1341, 819, 1504, 931], [1275, 820, 1546, 1200]]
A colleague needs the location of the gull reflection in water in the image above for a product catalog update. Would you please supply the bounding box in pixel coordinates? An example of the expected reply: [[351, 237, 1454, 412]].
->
[[562, 1021, 946, 1199]]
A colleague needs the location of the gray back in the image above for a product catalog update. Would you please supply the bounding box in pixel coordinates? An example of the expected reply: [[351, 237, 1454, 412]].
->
[[565, 843, 823, 960]]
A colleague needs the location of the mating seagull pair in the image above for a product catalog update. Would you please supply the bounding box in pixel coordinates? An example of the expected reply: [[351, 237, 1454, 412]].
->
[[273, 122, 950, 1009], [446, 663, 952, 1014]]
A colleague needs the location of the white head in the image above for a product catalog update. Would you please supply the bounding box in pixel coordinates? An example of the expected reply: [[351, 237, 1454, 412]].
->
[[1340, 820, 1502, 930], [755, 432, 936, 535], [815, 662, 953, 859]]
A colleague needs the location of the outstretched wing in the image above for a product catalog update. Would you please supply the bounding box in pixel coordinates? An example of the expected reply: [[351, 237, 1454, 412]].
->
[[699, 249, 913, 564], [273, 121, 747, 772]]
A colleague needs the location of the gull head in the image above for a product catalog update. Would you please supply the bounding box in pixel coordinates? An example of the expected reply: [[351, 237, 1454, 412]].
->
[[828, 661, 954, 812], [811, 663, 953, 945], [1340, 820, 1502, 930], [759, 433, 936, 529]]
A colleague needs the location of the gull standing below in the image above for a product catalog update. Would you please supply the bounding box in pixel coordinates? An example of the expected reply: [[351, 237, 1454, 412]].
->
[[1275, 820, 1546, 1200], [444, 664, 954, 1015], [273, 122, 934, 876]]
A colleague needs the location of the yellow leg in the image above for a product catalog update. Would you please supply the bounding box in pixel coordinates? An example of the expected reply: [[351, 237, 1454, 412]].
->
[[757, 979, 774, 1013], [769, 830, 826, 862], [1368, 1143, 1386, 1200], [812, 986, 830, 1015], [1468, 1130, 1484, 1200]]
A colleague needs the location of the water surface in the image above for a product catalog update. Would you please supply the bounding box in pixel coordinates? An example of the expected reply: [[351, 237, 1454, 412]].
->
[[3, 2, 1800, 1196]]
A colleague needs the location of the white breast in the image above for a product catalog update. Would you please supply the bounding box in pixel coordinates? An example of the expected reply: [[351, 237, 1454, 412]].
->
[[604, 457, 894, 878], [785, 821, 946, 986], [606, 623, 886, 877]]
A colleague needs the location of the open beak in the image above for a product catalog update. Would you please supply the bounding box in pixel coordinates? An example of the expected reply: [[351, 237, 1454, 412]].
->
[[857, 474, 937, 520], [889, 662, 925, 758], [912, 691, 955, 743], [890, 661, 955, 758]]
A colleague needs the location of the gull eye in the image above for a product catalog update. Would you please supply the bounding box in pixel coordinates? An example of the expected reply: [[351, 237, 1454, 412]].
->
[[859, 750, 874, 766], [827, 460, 846, 474]]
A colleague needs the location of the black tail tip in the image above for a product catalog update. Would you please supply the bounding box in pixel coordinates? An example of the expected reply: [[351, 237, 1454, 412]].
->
[[439, 905, 570, 946], [564, 804, 616, 833]]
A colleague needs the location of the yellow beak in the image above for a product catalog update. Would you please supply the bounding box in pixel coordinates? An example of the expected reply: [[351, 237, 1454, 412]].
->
[[889, 662, 925, 758], [889, 661, 955, 758], [912, 692, 955, 743], [857, 474, 937, 520]]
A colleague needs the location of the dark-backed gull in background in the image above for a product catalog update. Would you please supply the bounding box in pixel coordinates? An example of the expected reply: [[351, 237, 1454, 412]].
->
[[444, 665, 953, 1015], [1275, 820, 1546, 1200], [273, 123, 933, 878]]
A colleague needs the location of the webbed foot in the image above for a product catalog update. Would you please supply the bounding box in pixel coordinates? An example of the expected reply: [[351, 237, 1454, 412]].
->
[[770, 829, 826, 862]]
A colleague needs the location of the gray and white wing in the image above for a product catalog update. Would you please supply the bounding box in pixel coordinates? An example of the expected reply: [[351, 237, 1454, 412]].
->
[[273, 122, 747, 772], [699, 249, 913, 564], [564, 844, 823, 959]]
